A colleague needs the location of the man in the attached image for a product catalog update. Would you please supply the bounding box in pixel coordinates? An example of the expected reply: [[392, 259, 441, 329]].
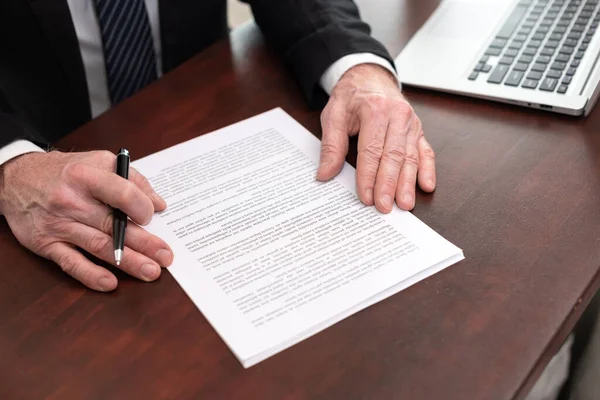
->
[[0, 0, 436, 291]]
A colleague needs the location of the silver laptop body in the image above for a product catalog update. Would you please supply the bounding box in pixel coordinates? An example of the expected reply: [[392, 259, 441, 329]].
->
[[395, 0, 600, 116]]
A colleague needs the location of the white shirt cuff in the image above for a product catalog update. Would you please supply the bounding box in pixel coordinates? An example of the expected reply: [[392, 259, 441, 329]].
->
[[0, 140, 45, 167], [319, 53, 399, 95]]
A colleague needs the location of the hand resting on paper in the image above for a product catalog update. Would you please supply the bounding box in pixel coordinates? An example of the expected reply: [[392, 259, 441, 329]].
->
[[0, 150, 173, 291], [316, 64, 436, 213]]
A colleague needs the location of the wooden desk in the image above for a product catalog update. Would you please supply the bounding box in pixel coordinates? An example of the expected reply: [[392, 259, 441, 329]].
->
[[1, 1, 599, 399]]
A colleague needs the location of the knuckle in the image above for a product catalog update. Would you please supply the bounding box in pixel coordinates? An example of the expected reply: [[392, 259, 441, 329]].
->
[[61, 161, 89, 183], [118, 181, 136, 204], [404, 151, 420, 167], [101, 212, 113, 234], [57, 252, 77, 275], [86, 233, 109, 255], [320, 142, 339, 157], [394, 100, 415, 121], [46, 185, 77, 211], [362, 141, 384, 161], [95, 150, 115, 166], [365, 92, 388, 109], [422, 145, 435, 160], [382, 148, 406, 166]]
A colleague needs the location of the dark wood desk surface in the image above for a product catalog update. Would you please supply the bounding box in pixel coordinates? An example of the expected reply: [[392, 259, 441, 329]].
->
[[1, 1, 599, 399]]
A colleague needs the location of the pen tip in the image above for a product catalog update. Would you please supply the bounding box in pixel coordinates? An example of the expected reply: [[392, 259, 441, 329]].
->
[[116, 261, 121, 266]]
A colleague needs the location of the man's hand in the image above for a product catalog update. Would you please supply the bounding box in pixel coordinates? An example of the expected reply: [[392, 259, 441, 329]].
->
[[317, 64, 436, 212], [0, 150, 173, 292]]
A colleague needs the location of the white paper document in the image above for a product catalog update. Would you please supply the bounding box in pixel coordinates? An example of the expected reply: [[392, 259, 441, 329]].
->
[[133, 108, 464, 368]]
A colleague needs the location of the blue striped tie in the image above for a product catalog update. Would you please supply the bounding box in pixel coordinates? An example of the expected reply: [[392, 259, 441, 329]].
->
[[93, 0, 158, 105]]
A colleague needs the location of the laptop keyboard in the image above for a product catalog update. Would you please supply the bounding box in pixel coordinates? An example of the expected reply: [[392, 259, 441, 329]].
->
[[469, 0, 600, 93]]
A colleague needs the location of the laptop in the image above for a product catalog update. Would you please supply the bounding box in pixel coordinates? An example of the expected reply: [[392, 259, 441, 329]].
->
[[395, 0, 600, 116]]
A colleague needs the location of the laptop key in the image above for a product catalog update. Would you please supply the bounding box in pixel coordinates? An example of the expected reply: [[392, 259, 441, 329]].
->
[[522, 79, 538, 89], [514, 62, 529, 71], [527, 71, 543, 80], [568, 32, 582, 40], [482, 64, 492, 73], [536, 26, 550, 34], [518, 27, 533, 35], [541, 47, 556, 56], [557, 85, 568, 94], [523, 47, 538, 55], [571, 59, 581, 67], [505, 48, 519, 57], [490, 38, 508, 48], [547, 69, 562, 79], [553, 26, 567, 33], [536, 55, 552, 64], [505, 70, 525, 86], [468, 71, 479, 81], [555, 54, 570, 62], [497, 4, 530, 39], [532, 63, 548, 72], [540, 77, 558, 91], [488, 64, 510, 83], [528, 39, 543, 47], [549, 33, 563, 41], [519, 55, 534, 63], [485, 47, 503, 56], [574, 50, 585, 59], [532, 33, 546, 40], [551, 61, 567, 70], [562, 76, 572, 84], [509, 40, 525, 49], [560, 46, 575, 54], [480, 55, 489, 63], [580, 43, 589, 51], [499, 57, 515, 65], [564, 38, 578, 47], [566, 67, 577, 76]]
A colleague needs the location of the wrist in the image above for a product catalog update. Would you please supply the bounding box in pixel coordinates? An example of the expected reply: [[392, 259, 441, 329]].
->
[[340, 64, 399, 87], [0, 152, 39, 214]]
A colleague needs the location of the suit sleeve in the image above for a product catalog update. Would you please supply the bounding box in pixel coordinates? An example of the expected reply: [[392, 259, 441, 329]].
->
[[0, 90, 48, 150], [243, 0, 396, 108]]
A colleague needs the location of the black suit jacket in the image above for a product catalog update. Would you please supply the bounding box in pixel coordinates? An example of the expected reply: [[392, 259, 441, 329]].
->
[[0, 0, 394, 148]]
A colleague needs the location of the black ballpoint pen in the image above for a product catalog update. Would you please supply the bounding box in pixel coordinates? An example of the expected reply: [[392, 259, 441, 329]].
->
[[113, 148, 130, 266]]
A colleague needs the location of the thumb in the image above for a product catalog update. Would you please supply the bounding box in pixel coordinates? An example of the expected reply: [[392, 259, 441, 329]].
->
[[317, 106, 349, 181]]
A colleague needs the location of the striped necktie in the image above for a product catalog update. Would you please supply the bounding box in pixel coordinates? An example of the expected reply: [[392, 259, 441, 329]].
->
[[93, 0, 158, 105]]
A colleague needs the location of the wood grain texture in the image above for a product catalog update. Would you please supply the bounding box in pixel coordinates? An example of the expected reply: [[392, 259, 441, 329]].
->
[[1, 1, 599, 399]]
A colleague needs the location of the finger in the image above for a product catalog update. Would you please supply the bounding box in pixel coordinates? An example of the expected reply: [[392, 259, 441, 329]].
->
[[64, 223, 162, 282], [64, 162, 154, 225], [396, 118, 422, 211], [356, 107, 388, 206], [373, 117, 410, 213], [72, 204, 174, 267], [45, 242, 117, 292], [129, 167, 167, 211], [317, 102, 350, 181], [417, 135, 436, 193]]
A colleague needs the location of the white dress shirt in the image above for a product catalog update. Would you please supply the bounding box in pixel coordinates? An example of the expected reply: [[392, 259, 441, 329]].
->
[[0, 1, 397, 166]]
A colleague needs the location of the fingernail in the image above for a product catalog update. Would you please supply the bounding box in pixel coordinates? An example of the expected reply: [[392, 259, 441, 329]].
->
[[156, 249, 173, 266], [141, 263, 160, 281], [402, 193, 414, 208], [98, 277, 114, 291], [427, 179, 435, 189], [381, 194, 393, 210], [365, 189, 374, 204]]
